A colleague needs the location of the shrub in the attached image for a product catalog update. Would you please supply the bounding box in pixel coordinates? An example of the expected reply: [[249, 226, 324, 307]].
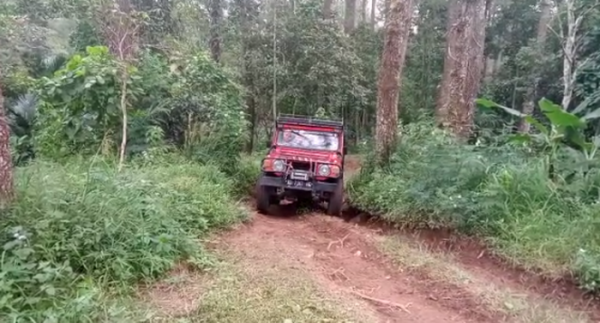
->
[[230, 153, 263, 197], [0, 157, 245, 321], [348, 121, 600, 292]]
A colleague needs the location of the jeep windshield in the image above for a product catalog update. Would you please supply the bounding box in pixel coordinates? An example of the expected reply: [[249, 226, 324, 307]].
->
[[276, 129, 339, 151]]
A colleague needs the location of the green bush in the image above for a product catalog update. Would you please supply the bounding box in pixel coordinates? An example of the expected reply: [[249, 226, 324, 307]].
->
[[0, 157, 246, 321], [230, 153, 263, 197], [348, 121, 600, 292]]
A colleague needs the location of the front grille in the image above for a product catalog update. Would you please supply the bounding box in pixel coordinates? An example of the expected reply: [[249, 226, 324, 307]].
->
[[290, 160, 312, 171]]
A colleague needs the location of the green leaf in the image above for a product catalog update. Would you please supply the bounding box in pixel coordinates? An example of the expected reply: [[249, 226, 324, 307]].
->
[[475, 98, 498, 109], [3, 240, 20, 250], [564, 127, 593, 153], [581, 107, 600, 121], [13, 247, 34, 259], [508, 133, 532, 144], [572, 94, 594, 114], [495, 105, 526, 117], [538, 98, 564, 113], [538, 98, 583, 128], [524, 116, 549, 135], [44, 285, 56, 296], [476, 98, 525, 117]]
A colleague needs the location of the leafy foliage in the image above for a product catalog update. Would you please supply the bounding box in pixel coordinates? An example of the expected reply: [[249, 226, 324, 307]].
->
[[0, 156, 246, 321], [349, 120, 600, 292], [35, 46, 141, 157]]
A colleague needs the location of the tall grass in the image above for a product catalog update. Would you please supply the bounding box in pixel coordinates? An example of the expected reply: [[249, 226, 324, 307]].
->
[[0, 157, 246, 321], [348, 121, 600, 292]]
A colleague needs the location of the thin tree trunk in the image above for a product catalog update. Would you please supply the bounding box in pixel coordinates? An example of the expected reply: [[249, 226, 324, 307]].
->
[[562, 0, 577, 110], [483, 55, 495, 82], [384, 0, 390, 22], [375, 0, 414, 164], [360, 0, 367, 23], [324, 0, 334, 19], [208, 0, 222, 63], [118, 69, 128, 172], [344, 0, 357, 33], [0, 81, 14, 206], [238, 0, 258, 152], [247, 96, 257, 152], [519, 0, 552, 132], [370, 0, 376, 28], [465, 0, 488, 108]]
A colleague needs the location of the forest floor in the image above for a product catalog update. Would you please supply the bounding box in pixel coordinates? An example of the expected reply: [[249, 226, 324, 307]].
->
[[139, 156, 600, 323]]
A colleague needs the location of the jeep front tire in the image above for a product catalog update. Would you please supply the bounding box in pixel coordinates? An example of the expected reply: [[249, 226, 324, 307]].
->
[[255, 182, 271, 214], [327, 181, 344, 216]]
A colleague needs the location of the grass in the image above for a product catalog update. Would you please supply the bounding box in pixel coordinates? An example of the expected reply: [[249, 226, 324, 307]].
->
[[0, 155, 247, 322], [347, 121, 600, 293], [377, 235, 592, 323], [140, 248, 365, 323]]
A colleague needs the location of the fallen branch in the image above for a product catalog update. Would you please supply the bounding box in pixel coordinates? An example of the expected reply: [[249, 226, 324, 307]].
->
[[327, 233, 350, 250], [330, 267, 350, 281], [350, 290, 411, 314]]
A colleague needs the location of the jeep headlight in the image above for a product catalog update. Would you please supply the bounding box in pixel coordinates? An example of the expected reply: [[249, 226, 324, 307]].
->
[[273, 159, 286, 171], [317, 164, 330, 176]]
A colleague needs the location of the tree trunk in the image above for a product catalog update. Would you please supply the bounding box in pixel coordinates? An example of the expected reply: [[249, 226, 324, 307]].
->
[[0, 82, 14, 206], [324, 0, 334, 19], [465, 0, 488, 109], [118, 68, 129, 172], [562, 0, 577, 110], [208, 0, 222, 63], [344, 0, 357, 33], [375, 0, 414, 164], [536, 0, 552, 42], [360, 0, 367, 23], [436, 0, 487, 139], [519, 0, 552, 132], [237, 0, 258, 152], [370, 0, 377, 28], [483, 55, 495, 82], [384, 0, 390, 22]]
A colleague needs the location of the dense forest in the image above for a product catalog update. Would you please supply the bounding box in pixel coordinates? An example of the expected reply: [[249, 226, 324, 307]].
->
[[3, 0, 600, 321]]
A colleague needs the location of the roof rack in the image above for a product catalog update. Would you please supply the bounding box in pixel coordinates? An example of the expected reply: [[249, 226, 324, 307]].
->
[[276, 113, 344, 129]]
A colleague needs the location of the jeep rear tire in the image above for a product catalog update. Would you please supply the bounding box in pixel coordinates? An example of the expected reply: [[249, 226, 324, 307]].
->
[[327, 182, 344, 216], [255, 182, 271, 214]]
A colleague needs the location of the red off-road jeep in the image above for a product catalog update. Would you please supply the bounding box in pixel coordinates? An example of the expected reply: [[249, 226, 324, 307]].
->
[[255, 114, 347, 215]]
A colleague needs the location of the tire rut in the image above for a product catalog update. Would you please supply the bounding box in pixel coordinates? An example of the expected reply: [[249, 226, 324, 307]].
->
[[216, 206, 500, 323]]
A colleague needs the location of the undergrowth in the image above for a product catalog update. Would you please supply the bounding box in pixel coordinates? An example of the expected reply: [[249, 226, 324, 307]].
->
[[348, 121, 600, 293], [0, 155, 246, 322]]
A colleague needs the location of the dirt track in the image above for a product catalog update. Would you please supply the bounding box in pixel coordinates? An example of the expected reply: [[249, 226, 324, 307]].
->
[[146, 155, 598, 322], [218, 209, 496, 323]]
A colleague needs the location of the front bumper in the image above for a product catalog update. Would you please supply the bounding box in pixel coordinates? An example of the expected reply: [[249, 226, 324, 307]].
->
[[259, 175, 338, 192]]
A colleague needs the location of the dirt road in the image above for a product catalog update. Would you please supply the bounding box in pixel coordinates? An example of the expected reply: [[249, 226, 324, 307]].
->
[[143, 156, 596, 322], [218, 209, 493, 323]]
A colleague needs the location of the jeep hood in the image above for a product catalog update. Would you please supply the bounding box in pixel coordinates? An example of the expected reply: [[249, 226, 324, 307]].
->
[[270, 147, 341, 164]]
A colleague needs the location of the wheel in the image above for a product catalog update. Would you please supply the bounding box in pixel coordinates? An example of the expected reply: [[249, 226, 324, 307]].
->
[[255, 182, 271, 214], [327, 181, 344, 216]]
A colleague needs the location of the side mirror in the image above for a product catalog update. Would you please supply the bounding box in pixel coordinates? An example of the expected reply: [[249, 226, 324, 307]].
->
[[343, 146, 348, 155], [266, 140, 271, 148]]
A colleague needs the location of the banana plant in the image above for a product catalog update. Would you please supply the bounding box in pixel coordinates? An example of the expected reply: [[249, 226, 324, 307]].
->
[[476, 97, 600, 179]]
